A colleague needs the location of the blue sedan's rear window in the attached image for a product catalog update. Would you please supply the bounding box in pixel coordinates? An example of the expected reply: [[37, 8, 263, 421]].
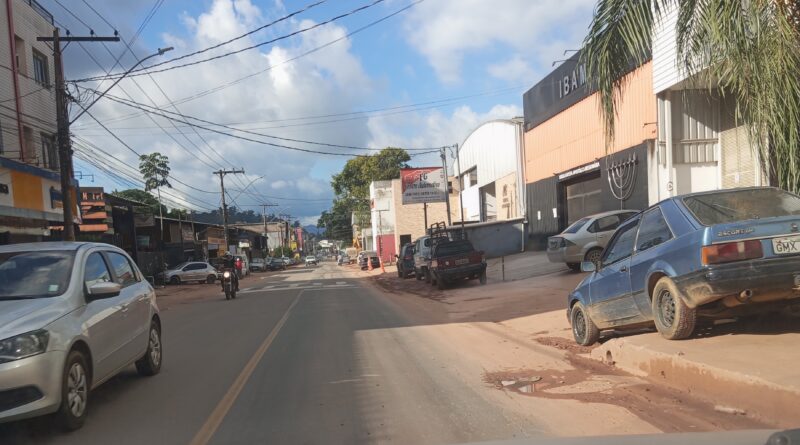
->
[[683, 188, 800, 225]]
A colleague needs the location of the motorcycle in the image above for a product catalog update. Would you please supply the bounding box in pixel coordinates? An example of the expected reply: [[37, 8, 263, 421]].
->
[[221, 269, 237, 300]]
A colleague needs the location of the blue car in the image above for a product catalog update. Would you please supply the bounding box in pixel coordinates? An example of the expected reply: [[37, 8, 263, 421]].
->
[[568, 187, 800, 345]]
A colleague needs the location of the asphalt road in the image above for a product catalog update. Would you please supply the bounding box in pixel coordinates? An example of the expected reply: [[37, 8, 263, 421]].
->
[[0, 262, 542, 445]]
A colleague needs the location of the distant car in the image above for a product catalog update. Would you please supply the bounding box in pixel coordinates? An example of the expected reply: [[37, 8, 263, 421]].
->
[[338, 254, 350, 265], [267, 258, 287, 271], [161, 261, 219, 284], [0, 242, 162, 429], [305, 256, 318, 266], [396, 243, 415, 278], [413, 236, 434, 281], [568, 187, 800, 346], [547, 210, 639, 271], [250, 258, 266, 272], [359, 251, 379, 270]]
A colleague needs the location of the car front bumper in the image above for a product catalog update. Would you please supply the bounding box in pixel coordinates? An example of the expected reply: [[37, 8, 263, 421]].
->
[[676, 256, 800, 309], [0, 350, 67, 423]]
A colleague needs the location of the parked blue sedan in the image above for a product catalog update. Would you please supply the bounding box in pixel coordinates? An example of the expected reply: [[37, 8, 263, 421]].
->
[[568, 187, 800, 345]]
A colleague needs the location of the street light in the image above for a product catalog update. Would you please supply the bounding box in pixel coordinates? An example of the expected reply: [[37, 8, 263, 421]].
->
[[70, 47, 174, 125]]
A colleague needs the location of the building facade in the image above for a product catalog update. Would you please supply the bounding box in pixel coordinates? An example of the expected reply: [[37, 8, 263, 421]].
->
[[455, 118, 526, 222], [523, 52, 657, 248], [0, 0, 64, 244]]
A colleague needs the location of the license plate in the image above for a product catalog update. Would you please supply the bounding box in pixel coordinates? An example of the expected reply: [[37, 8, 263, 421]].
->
[[455, 258, 469, 265], [772, 236, 800, 255]]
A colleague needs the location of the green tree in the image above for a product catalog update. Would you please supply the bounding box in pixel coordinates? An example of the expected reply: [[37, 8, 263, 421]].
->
[[582, 0, 800, 192], [331, 147, 411, 210], [112, 189, 166, 216], [139, 153, 172, 230]]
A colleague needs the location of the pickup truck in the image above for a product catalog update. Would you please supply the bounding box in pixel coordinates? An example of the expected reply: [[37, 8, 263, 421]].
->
[[426, 239, 487, 290]]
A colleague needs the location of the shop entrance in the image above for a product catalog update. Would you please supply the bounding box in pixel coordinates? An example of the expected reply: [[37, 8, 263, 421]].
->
[[564, 172, 604, 225]]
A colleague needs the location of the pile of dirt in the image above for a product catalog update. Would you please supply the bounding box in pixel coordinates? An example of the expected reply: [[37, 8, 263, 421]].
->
[[535, 336, 596, 354]]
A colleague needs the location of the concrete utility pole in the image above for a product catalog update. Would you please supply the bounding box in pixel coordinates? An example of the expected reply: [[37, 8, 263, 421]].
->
[[39, 30, 120, 241], [260, 203, 278, 256], [440, 146, 452, 227], [454, 142, 465, 230], [213, 169, 245, 252]]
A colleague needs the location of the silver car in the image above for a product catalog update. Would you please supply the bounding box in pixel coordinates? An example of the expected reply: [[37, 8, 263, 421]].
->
[[0, 242, 161, 430], [547, 210, 639, 271], [161, 261, 218, 284]]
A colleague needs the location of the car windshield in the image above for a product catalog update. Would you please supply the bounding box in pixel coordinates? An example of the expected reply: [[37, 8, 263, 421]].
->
[[683, 188, 800, 225], [173, 262, 189, 270], [0, 250, 75, 299], [563, 217, 591, 234]]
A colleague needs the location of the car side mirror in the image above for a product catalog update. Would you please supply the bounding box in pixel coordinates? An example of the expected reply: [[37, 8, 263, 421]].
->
[[87, 282, 121, 300], [580, 261, 596, 273]]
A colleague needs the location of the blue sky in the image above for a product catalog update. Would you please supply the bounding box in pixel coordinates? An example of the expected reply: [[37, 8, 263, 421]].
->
[[39, 0, 595, 224]]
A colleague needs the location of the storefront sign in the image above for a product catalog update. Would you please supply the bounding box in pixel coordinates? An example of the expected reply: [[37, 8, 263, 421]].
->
[[400, 167, 447, 204], [558, 63, 587, 98], [558, 161, 600, 181], [238, 241, 250, 248]]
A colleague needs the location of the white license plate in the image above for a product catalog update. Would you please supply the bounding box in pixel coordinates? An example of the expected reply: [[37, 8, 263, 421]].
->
[[455, 258, 469, 265], [772, 236, 800, 255]]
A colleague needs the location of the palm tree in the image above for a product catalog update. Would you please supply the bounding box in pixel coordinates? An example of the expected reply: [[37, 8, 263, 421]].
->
[[582, 0, 800, 192]]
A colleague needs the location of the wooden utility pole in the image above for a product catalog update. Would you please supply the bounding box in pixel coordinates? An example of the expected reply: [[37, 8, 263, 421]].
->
[[39, 30, 119, 240], [213, 169, 245, 252]]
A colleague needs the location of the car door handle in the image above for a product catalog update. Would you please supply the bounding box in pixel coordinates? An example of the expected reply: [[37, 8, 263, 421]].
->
[[597, 234, 605, 239], [137, 295, 150, 302], [620, 265, 628, 272], [120, 303, 130, 313]]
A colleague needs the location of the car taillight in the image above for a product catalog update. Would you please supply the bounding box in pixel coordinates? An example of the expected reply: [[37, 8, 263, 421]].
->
[[702, 240, 763, 265], [431, 260, 438, 268]]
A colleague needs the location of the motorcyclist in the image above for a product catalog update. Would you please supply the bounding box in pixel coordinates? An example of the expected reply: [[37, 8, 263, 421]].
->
[[220, 252, 239, 292]]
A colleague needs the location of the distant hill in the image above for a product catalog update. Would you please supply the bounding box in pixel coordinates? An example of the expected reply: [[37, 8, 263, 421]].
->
[[303, 225, 321, 235]]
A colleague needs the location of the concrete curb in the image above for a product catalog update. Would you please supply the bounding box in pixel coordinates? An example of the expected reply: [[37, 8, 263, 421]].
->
[[591, 337, 800, 427]]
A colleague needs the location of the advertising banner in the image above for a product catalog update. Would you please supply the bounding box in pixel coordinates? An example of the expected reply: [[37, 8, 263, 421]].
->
[[400, 167, 446, 204]]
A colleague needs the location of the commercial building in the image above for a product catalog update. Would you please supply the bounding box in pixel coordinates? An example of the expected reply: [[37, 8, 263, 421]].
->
[[650, 5, 765, 201], [0, 0, 69, 244], [523, 52, 656, 248], [455, 118, 526, 222]]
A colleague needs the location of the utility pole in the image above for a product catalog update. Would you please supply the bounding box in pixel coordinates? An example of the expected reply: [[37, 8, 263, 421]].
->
[[260, 203, 278, 256], [454, 142, 465, 230], [440, 146, 452, 227], [39, 30, 119, 241], [213, 169, 245, 252]]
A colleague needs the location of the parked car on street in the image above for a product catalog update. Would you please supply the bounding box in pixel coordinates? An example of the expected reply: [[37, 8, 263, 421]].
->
[[305, 255, 318, 266], [567, 187, 800, 346], [161, 261, 219, 284], [250, 258, 266, 272], [338, 254, 350, 266], [0, 242, 162, 429], [426, 239, 487, 289], [413, 235, 434, 281], [267, 258, 287, 271], [396, 243, 415, 278], [547, 210, 639, 271], [359, 251, 379, 270]]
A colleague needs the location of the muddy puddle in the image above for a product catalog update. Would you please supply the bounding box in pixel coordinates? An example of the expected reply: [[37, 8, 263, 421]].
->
[[482, 354, 769, 433]]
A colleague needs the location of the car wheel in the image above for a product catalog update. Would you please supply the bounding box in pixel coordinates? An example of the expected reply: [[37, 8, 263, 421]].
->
[[425, 268, 432, 284], [584, 248, 603, 268], [571, 302, 600, 346], [206, 275, 216, 284], [437, 275, 447, 290], [415, 268, 422, 281], [169, 275, 180, 285], [397, 267, 403, 278], [136, 320, 162, 376], [479, 270, 487, 285], [402, 269, 410, 279], [56, 350, 90, 431], [652, 277, 696, 340], [567, 262, 581, 272]]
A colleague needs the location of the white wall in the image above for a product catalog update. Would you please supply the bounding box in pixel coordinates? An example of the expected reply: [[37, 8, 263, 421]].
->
[[652, 5, 684, 93], [457, 120, 521, 187], [369, 180, 395, 251]]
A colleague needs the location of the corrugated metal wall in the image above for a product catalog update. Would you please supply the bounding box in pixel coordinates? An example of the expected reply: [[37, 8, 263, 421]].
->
[[458, 120, 521, 188]]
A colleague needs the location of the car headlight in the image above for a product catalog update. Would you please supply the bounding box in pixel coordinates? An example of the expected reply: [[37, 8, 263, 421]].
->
[[0, 330, 49, 364], [223, 271, 231, 278]]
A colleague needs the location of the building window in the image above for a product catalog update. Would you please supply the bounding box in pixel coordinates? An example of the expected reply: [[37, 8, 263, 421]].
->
[[461, 167, 478, 189], [41, 133, 57, 170], [32, 50, 49, 87], [22, 126, 33, 160]]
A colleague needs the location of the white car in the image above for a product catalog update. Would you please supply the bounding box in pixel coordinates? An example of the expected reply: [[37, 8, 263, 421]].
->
[[0, 242, 161, 430], [305, 256, 317, 266]]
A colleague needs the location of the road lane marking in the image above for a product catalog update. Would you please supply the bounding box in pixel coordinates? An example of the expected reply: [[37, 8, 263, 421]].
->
[[189, 290, 303, 445], [238, 285, 356, 294]]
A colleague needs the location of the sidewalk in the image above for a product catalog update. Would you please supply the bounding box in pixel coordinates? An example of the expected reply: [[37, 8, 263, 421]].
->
[[485, 249, 567, 281]]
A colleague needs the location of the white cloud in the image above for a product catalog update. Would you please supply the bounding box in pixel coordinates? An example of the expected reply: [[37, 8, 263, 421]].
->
[[402, 0, 595, 84], [488, 55, 536, 84]]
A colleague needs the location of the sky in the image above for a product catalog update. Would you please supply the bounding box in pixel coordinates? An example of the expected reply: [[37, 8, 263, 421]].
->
[[40, 0, 596, 225]]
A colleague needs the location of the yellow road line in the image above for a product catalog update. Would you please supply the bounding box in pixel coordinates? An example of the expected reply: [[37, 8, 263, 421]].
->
[[189, 290, 303, 445]]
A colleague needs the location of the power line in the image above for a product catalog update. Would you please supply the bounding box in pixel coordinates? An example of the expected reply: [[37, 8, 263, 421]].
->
[[74, 0, 387, 82], [73, 0, 425, 125]]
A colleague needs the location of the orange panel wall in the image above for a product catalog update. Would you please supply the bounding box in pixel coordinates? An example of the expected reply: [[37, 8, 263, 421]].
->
[[10, 170, 43, 211], [524, 62, 657, 184]]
